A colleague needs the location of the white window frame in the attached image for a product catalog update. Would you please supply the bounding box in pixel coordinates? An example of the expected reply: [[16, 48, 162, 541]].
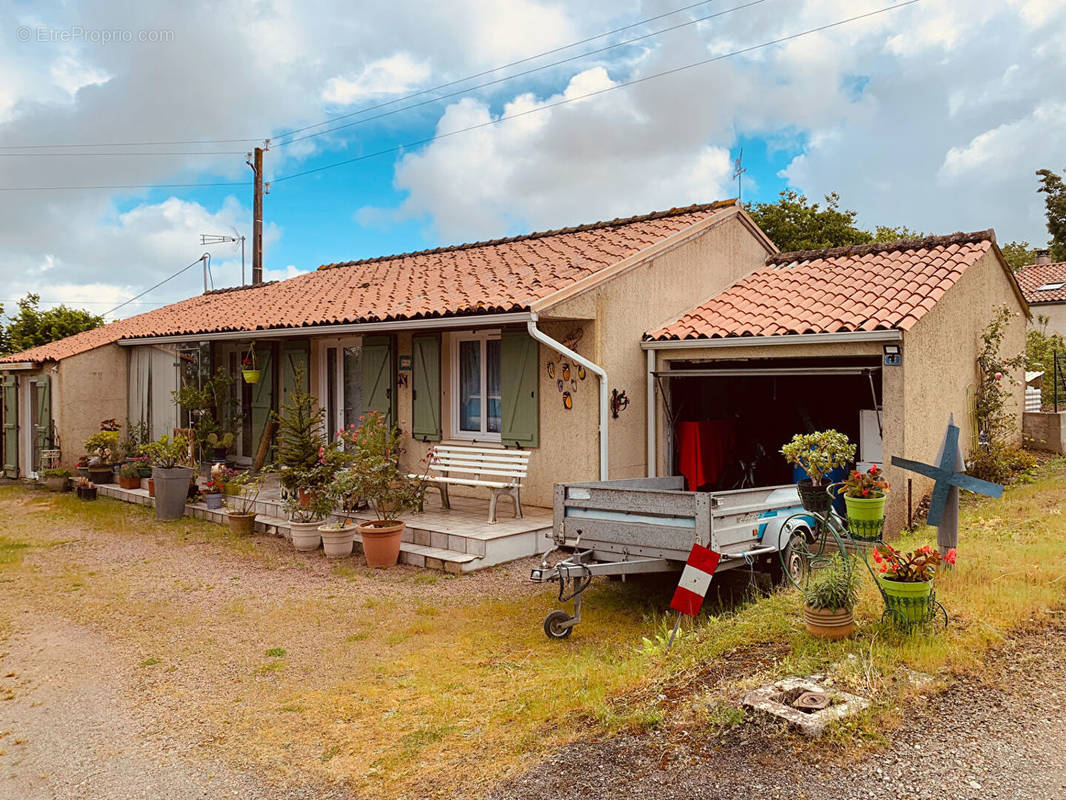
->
[[317, 336, 362, 439], [449, 330, 501, 442]]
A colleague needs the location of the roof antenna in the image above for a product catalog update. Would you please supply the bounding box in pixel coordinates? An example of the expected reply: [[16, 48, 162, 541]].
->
[[732, 148, 746, 205], [200, 252, 212, 293]]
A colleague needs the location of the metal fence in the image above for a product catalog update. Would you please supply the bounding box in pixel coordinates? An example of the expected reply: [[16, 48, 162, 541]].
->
[[1055, 352, 1066, 412]]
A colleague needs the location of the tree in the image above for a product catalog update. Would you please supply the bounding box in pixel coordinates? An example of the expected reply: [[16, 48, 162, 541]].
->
[[1000, 241, 1038, 271], [746, 190, 873, 252], [1, 293, 104, 356], [1036, 167, 1066, 262], [1027, 315, 1066, 407]]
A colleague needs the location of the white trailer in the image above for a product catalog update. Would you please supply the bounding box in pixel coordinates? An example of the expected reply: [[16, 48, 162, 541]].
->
[[530, 476, 813, 638]]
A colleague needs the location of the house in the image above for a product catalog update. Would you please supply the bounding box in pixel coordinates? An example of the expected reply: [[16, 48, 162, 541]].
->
[[1016, 253, 1066, 337], [1, 200, 776, 514], [642, 231, 1030, 534]]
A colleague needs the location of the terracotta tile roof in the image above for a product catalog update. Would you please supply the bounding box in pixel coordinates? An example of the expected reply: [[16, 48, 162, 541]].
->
[[1016, 260, 1066, 304], [645, 231, 997, 341], [2, 201, 735, 364]]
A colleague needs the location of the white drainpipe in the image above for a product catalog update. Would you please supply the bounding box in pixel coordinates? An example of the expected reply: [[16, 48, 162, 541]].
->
[[526, 314, 609, 481]]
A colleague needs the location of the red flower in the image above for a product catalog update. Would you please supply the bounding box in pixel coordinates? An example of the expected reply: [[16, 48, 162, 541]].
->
[[945, 548, 957, 565], [919, 545, 931, 555], [878, 563, 888, 573], [872, 548, 883, 564]]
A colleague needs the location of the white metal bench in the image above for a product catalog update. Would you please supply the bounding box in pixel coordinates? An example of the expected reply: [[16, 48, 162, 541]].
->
[[412, 445, 530, 523]]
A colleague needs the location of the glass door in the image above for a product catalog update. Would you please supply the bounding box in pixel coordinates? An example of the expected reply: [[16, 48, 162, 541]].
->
[[319, 338, 363, 438]]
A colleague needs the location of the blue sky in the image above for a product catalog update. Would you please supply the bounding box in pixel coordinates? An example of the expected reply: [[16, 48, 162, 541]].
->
[[1, 0, 1064, 316]]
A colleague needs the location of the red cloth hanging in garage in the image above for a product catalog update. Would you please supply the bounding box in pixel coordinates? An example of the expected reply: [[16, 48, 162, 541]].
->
[[676, 420, 735, 490]]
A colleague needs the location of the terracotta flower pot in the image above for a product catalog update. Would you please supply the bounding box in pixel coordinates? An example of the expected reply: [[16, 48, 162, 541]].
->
[[119, 475, 141, 490], [802, 604, 855, 639], [319, 523, 358, 558], [227, 512, 256, 535], [147, 478, 155, 496], [358, 520, 405, 568], [289, 521, 322, 550]]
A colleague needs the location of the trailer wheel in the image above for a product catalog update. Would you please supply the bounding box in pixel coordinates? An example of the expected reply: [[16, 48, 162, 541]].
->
[[543, 610, 574, 639], [777, 529, 811, 589]]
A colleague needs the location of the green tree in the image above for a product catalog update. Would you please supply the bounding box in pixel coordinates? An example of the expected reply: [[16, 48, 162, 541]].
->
[[1036, 167, 1066, 262], [1, 293, 104, 356], [871, 225, 926, 242], [1027, 315, 1066, 407], [1000, 241, 1038, 271], [746, 190, 873, 252]]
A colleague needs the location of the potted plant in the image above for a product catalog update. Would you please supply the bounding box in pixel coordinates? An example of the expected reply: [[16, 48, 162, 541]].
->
[[781, 430, 856, 514], [317, 470, 361, 558], [210, 463, 240, 495], [131, 455, 153, 479], [282, 475, 334, 551], [117, 462, 142, 490], [873, 544, 956, 626], [838, 465, 889, 541], [241, 341, 260, 384], [74, 476, 97, 501], [83, 424, 121, 484], [142, 434, 193, 521], [339, 411, 423, 567], [225, 471, 264, 535], [41, 467, 71, 492], [207, 431, 234, 461], [172, 368, 240, 470], [801, 554, 858, 639], [201, 479, 225, 510]]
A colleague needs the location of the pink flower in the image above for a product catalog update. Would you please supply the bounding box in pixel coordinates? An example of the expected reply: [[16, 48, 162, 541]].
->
[[995, 372, 1003, 381], [945, 548, 957, 565]]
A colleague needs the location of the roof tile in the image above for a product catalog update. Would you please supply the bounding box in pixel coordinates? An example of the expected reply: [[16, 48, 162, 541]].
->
[[1016, 260, 1066, 304]]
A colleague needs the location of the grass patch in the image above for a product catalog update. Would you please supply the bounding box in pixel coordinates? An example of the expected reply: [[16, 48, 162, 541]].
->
[[139, 657, 161, 668], [3, 464, 1066, 799]]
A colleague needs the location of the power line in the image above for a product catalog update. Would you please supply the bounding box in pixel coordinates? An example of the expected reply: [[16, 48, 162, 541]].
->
[[275, 0, 765, 148], [274, 2, 919, 185], [0, 151, 245, 157], [0, 137, 260, 151], [102, 256, 207, 318], [0, 180, 249, 192]]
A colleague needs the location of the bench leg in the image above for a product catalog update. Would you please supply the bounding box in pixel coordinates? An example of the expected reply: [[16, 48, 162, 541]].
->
[[438, 482, 451, 510], [513, 487, 523, 519], [488, 487, 522, 523]]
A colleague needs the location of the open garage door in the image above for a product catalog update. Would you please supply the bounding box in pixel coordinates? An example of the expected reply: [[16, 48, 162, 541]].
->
[[656, 357, 883, 491]]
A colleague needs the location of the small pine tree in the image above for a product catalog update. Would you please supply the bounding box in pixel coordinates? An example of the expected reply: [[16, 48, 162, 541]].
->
[[275, 367, 327, 493]]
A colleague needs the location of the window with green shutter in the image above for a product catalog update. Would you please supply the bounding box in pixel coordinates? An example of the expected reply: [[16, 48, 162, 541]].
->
[[250, 346, 274, 455], [33, 374, 51, 471], [361, 335, 395, 424], [500, 330, 539, 448], [2, 375, 17, 478], [411, 334, 441, 441]]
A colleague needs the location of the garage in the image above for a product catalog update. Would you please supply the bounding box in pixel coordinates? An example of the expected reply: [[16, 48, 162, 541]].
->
[[642, 231, 1030, 535], [655, 356, 883, 491]]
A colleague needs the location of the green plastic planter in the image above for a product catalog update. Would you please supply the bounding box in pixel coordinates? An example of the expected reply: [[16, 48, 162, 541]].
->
[[844, 494, 886, 541], [878, 575, 933, 625]]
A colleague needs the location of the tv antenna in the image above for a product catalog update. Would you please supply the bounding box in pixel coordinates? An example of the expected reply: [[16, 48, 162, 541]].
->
[[200, 232, 247, 285], [732, 148, 747, 205]]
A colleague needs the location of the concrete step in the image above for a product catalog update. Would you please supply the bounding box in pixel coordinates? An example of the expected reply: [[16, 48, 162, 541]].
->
[[399, 543, 478, 573]]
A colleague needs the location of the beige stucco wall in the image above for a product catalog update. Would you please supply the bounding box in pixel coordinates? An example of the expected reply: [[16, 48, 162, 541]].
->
[[543, 213, 775, 488], [53, 344, 129, 467], [899, 248, 1028, 522], [1030, 302, 1066, 338]]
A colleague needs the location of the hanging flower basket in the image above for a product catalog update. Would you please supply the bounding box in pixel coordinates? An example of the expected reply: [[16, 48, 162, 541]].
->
[[241, 340, 259, 383], [242, 369, 261, 384]]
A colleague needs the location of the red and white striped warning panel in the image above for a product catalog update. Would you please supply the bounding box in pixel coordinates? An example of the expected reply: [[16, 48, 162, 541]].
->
[[670, 543, 722, 617]]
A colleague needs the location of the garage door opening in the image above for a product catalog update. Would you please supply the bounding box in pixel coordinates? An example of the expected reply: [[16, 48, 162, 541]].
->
[[658, 356, 883, 491]]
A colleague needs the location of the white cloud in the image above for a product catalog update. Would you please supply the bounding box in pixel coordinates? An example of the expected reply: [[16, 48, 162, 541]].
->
[[323, 54, 430, 105]]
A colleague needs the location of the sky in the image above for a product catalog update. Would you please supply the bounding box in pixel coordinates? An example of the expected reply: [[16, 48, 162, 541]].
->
[[0, 0, 1064, 320]]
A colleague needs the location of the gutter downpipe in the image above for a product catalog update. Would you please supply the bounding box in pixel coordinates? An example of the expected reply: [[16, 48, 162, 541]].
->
[[646, 346, 657, 478], [526, 313, 609, 481]]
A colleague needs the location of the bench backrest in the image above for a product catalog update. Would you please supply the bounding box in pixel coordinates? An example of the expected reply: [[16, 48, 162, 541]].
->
[[426, 445, 530, 483]]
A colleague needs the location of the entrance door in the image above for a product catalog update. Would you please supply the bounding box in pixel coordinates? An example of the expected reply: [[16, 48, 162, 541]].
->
[[318, 337, 367, 438]]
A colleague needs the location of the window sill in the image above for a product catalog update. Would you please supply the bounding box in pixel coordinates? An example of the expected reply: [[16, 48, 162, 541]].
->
[[440, 438, 504, 449]]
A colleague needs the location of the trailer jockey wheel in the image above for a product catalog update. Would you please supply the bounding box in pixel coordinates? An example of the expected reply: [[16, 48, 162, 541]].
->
[[543, 610, 574, 639]]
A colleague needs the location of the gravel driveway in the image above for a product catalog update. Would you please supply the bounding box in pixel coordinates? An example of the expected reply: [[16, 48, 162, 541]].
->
[[0, 618, 355, 800], [492, 616, 1066, 800]]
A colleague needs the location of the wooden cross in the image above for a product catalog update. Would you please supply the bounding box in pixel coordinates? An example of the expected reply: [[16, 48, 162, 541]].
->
[[890, 416, 1004, 551]]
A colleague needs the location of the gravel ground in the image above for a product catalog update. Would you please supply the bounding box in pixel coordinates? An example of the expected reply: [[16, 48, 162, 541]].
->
[[492, 616, 1066, 800], [0, 619, 356, 800]]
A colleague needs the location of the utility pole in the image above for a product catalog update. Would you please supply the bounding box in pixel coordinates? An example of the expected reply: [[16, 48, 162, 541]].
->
[[246, 140, 270, 285]]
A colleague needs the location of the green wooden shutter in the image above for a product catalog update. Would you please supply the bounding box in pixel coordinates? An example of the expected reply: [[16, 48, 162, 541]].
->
[[362, 335, 394, 424], [34, 374, 51, 470], [500, 330, 539, 448], [280, 340, 310, 409], [411, 334, 441, 442], [2, 375, 17, 478], [250, 347, 274, 454]]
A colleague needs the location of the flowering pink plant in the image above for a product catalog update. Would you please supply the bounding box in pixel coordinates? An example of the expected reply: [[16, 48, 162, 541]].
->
[[872, 543, 956, 582]]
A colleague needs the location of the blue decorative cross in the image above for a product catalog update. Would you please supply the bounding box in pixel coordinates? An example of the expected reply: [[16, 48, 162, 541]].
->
[[891, 422, 1004, 527]]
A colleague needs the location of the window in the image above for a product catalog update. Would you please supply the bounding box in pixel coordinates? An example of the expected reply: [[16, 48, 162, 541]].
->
[[319, 338, 363, 438], [451, 331, 501, 440], [1037, 282, 1065, 292]]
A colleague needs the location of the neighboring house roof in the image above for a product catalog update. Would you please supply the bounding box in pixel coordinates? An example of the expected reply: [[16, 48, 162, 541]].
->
[[646, 230, 1013, 341], [1016, 260, 1066, 304], [2, 201, 740, 365]]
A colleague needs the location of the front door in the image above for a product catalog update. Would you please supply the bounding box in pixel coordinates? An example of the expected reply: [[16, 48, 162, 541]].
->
[[318, 337, 366, 438], [2, 375, 17, 478]]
